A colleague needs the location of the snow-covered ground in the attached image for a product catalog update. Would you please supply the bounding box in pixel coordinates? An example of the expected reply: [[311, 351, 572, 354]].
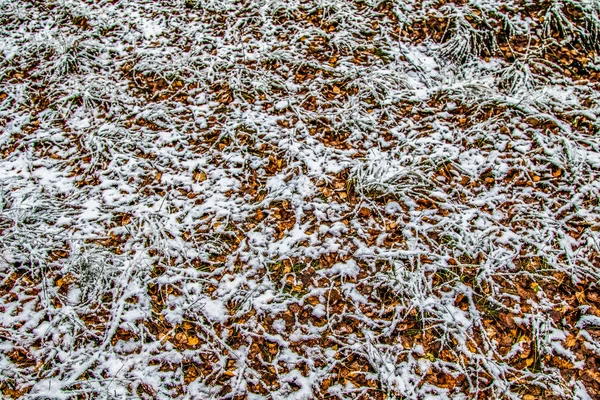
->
[[1, 0, 600, 398]]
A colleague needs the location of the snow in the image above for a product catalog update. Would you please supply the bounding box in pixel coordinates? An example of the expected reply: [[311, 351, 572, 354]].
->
[[322, 259, 360, 279], [1, 0, 600, 398], [200, 298, 228, 323]]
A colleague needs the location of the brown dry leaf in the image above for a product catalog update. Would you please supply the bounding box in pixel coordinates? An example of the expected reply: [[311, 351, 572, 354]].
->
[[552, 356, 574, 369], [499, 313, 516, 329], [525, 357, 535, 367], [552, 168, 562, 177], [519, 340, 532, 359], [306, 296, 320, 306], [56, 274, 76, 288], [193, 171, 207, 182], [515, 284, 532, 299], [175, 332, 187, 344], [255, 209, 264, 220], [565, 334, 577, 348], [158, 332, 171, 344], [121, 214, 131, 225], [282, 261, 292, 275], [285, 275, 303, 292], [466, 342, 478, 353]]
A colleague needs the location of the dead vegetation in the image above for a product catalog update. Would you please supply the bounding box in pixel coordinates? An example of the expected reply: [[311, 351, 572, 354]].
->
[[1, 0, 600, 399]]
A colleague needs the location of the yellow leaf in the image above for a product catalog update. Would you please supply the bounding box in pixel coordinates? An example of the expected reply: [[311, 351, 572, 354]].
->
[[525, 357, 534, 367], [193, 171, 207, 182], [565, 334, 577, 348], [466, 342, 477, 353], [187, 335, 199, 346]]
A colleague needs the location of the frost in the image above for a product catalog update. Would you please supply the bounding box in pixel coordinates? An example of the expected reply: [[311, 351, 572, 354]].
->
[[1, 0, 600, 398], [200, 298, 228, 323], [323, 259, 359, 279]]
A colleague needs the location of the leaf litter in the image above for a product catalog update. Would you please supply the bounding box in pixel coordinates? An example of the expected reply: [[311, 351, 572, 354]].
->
[[1, 0, 600, 398]]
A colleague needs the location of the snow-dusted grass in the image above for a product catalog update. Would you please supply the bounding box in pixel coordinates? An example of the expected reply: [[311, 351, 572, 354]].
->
[[1, 0, 600, 399]]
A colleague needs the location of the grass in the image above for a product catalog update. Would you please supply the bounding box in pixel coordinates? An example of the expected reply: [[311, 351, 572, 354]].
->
[[1, 0, 600, 398]]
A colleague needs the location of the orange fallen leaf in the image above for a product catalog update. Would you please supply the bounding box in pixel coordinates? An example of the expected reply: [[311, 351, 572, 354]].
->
[[175, 332, 187, 344], [193, 171, 207, 182], [552, 168, 562, 177], [525, 357, 535, 367]]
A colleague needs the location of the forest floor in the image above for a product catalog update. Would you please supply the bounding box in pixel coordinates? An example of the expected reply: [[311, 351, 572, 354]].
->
[[1, 0, 600, 399]]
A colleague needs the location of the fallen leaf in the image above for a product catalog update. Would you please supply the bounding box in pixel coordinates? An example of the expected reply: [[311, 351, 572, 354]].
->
[[552, 168, 562, 177], [175, 332, 187, 344], [525, 357, 535, 367], [193, 170, 207, 182], [187, 335, 199, 346]]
